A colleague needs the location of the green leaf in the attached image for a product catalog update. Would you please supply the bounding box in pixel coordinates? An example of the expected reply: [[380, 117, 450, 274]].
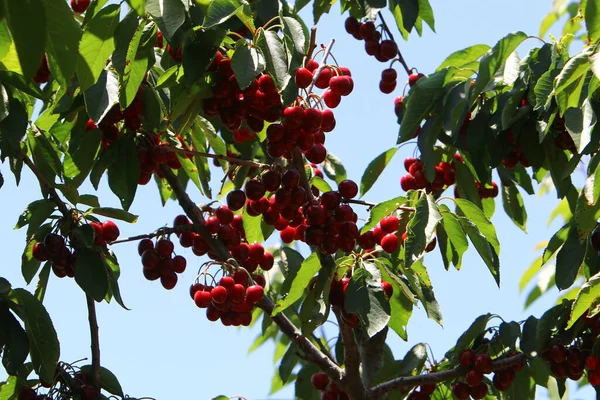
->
[[520, 316, 538, 356], [471, 31, 528, 98], [4, 0, 47, 79], [278, 344, 298, 383], [273, 252, 321, 316], [119, 19, 150, 109], [15, 200, 56, 237], [452, 313, 491, 359], [458, 216, 500, 285], [361, 196, 407, 234], [555, 226, 586, 290], [0, 98, 28, 160], [107, 135, 140, 211], [145, 0, 186, 40], [28, 131, 62, 178], [83, 66, 120, 124], [126, 0, 146, 16], [543, 224, 570, 265], [564, 98, 596, 153], [499, 321, 521, 349], [455, 198, 500, 254], [199, 116, 226, 156], [322, 152, 347, 184], [80, 365, 124, 397], [242, 208, 266, 244], [88, 207, 139, 223], [345, 267, 391, 337], [282, 16, 308, 57], [309, 176, 332, 193], [63, 129, 102, 188], [376, 263, 413, 340], [397, 343, 427, 376], [76, 4, 121, 91], [586, 0, 600, 41], [75, 248, 109, 302], [0, 375, 18, 400], [295, 364, 321, 400], [256, 29, 290, 90], [231, 44, 265, 90], [43, 0, 81, 87], [566, 271, 600, 329], [313, 0, 336, 24], [436, 44, 490, 71], [204, 0, 242, 28], [554, 49, 590, 95], [398, 70, 446, 143], [500, 181, 527, 231], [404, 194, 441, 267], [437, 206, 469, 270], [360, 147, 398, 197], [9, 289, 60, 384], [2, 311, 29, 376]]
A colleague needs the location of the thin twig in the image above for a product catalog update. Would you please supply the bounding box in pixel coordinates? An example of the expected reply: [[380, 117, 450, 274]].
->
[[86, 295, 101, 390], [109, 223, 203, 245], [159, 164, 346, 384], [377, 11, 410, 76], [306, 39, 336, 95], [306, 27, 318, 61], [164, 146, 270, 169], [368, 353, 527, 396], [334, 309, 366, 399]]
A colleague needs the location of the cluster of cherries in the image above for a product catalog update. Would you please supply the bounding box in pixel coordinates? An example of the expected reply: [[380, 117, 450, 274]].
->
[[189, 271, 265, 326], [294, 60, 354, 109], [540, 343, 589, 383], [17, 387, 49, 400], [329, 275, 393, 328], [32, 220, 120, 279], [552, 117, 577, 153], [138, 237, 187, 290], [310, 372, 349, 400], [400, 157, 457, 193], [135, 132, 192, 185], [227, 169, 366, 255], [33, 55, 51, 84], [343, 18, 398, 63]]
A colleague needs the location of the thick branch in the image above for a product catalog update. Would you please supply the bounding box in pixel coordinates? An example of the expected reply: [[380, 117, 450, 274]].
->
[[377, 11, 410, 76], [367, 353, 527, 397], [85, 295, 101, 389], [159, 164, 345, 383], [164, 146, 269, 169], [334, 309, 365, 399], [109, 223, 202, 245]]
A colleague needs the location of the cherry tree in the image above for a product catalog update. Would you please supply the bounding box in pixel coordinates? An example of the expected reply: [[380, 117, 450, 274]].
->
[[0, 0, 599, 399]]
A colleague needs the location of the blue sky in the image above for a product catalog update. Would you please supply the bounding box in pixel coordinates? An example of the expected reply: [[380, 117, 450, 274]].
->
[[0, 0, 591, 399]]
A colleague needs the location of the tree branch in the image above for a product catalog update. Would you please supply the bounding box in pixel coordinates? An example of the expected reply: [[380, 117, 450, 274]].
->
[[306, 27, 318, 61], [164, 146, 269, 169], [158, 164, 345, 383], [109, 223, 203, 245], [377, 11, 411, 76], [367, 352, 527, 397], [85, 295, 101, 390], [334, 309, 366, 399]]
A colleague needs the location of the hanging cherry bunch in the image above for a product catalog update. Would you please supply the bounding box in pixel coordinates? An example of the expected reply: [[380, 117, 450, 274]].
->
[[343, 18, 398, 63], [400, 157, 456, 193], [137, 237, 187, 290], [135, 132, 192, 185], [189, 269, 266, 327], [310, 372, 349, 400]]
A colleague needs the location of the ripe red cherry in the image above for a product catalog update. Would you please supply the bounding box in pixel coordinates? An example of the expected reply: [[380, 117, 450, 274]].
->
[[160, 272, 178, 290], [466, 369, 484, 386], [338, 179, 358, 199], [419, 383, 436, 395], [379, 80, 396, 94], [227, 189, 247, 211], [381, 68, 397, 83], [425, 238, 437, 252], [451, 382, 470, 400], [211, 286, 228, 304], [85, 119, 97, 132], [282, 169, 300, 188], [474, 353, 493, 374], [194, 290, 212, 308], [359, 21, 376, 39], [295, 67, 313, 88], [380, 40, 398, 59], [323, 89, 341, 108], [262, 170, 282, 192], [590, 370, 600, 386], [245, 179, 266, 200], [344, 16, 360, 35], [408, 72, 425, 87], [459, 349, 476, 367], [216, 206, 234, 225], [321, 191, 341, 210], [173, 214, 190, 227], [245, 285, 264, 303], [311, 372, 330, 391], [380, 216, 399, 233], [470, 383, 488, 399], [156, 239, 174, 258], [400, 175, 417, 191], [586, 355, 599, 370], [280, 226, 296, 243], [32, 242, 49, 261], [141, 249, 160, 270], [248, 242, 265, 261], [71, 0, 90, 13], [329, 75, 353, 96], [229, 283, 246, 304], [44, 233, 65, 256], [173, 255, 187, 273], [101, 220, 120, 242], [381, 234, 399, 253], [138, 238, 154, 256], [381, 280, 393, 298]]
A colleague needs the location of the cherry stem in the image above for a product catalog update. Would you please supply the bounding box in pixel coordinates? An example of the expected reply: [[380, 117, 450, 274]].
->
[[164, 146, 269, 169], [306, 38, 336, 95], [377, 11, 411, 76], [306, 27, 318, 61], [85, 295, 101, 391]]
